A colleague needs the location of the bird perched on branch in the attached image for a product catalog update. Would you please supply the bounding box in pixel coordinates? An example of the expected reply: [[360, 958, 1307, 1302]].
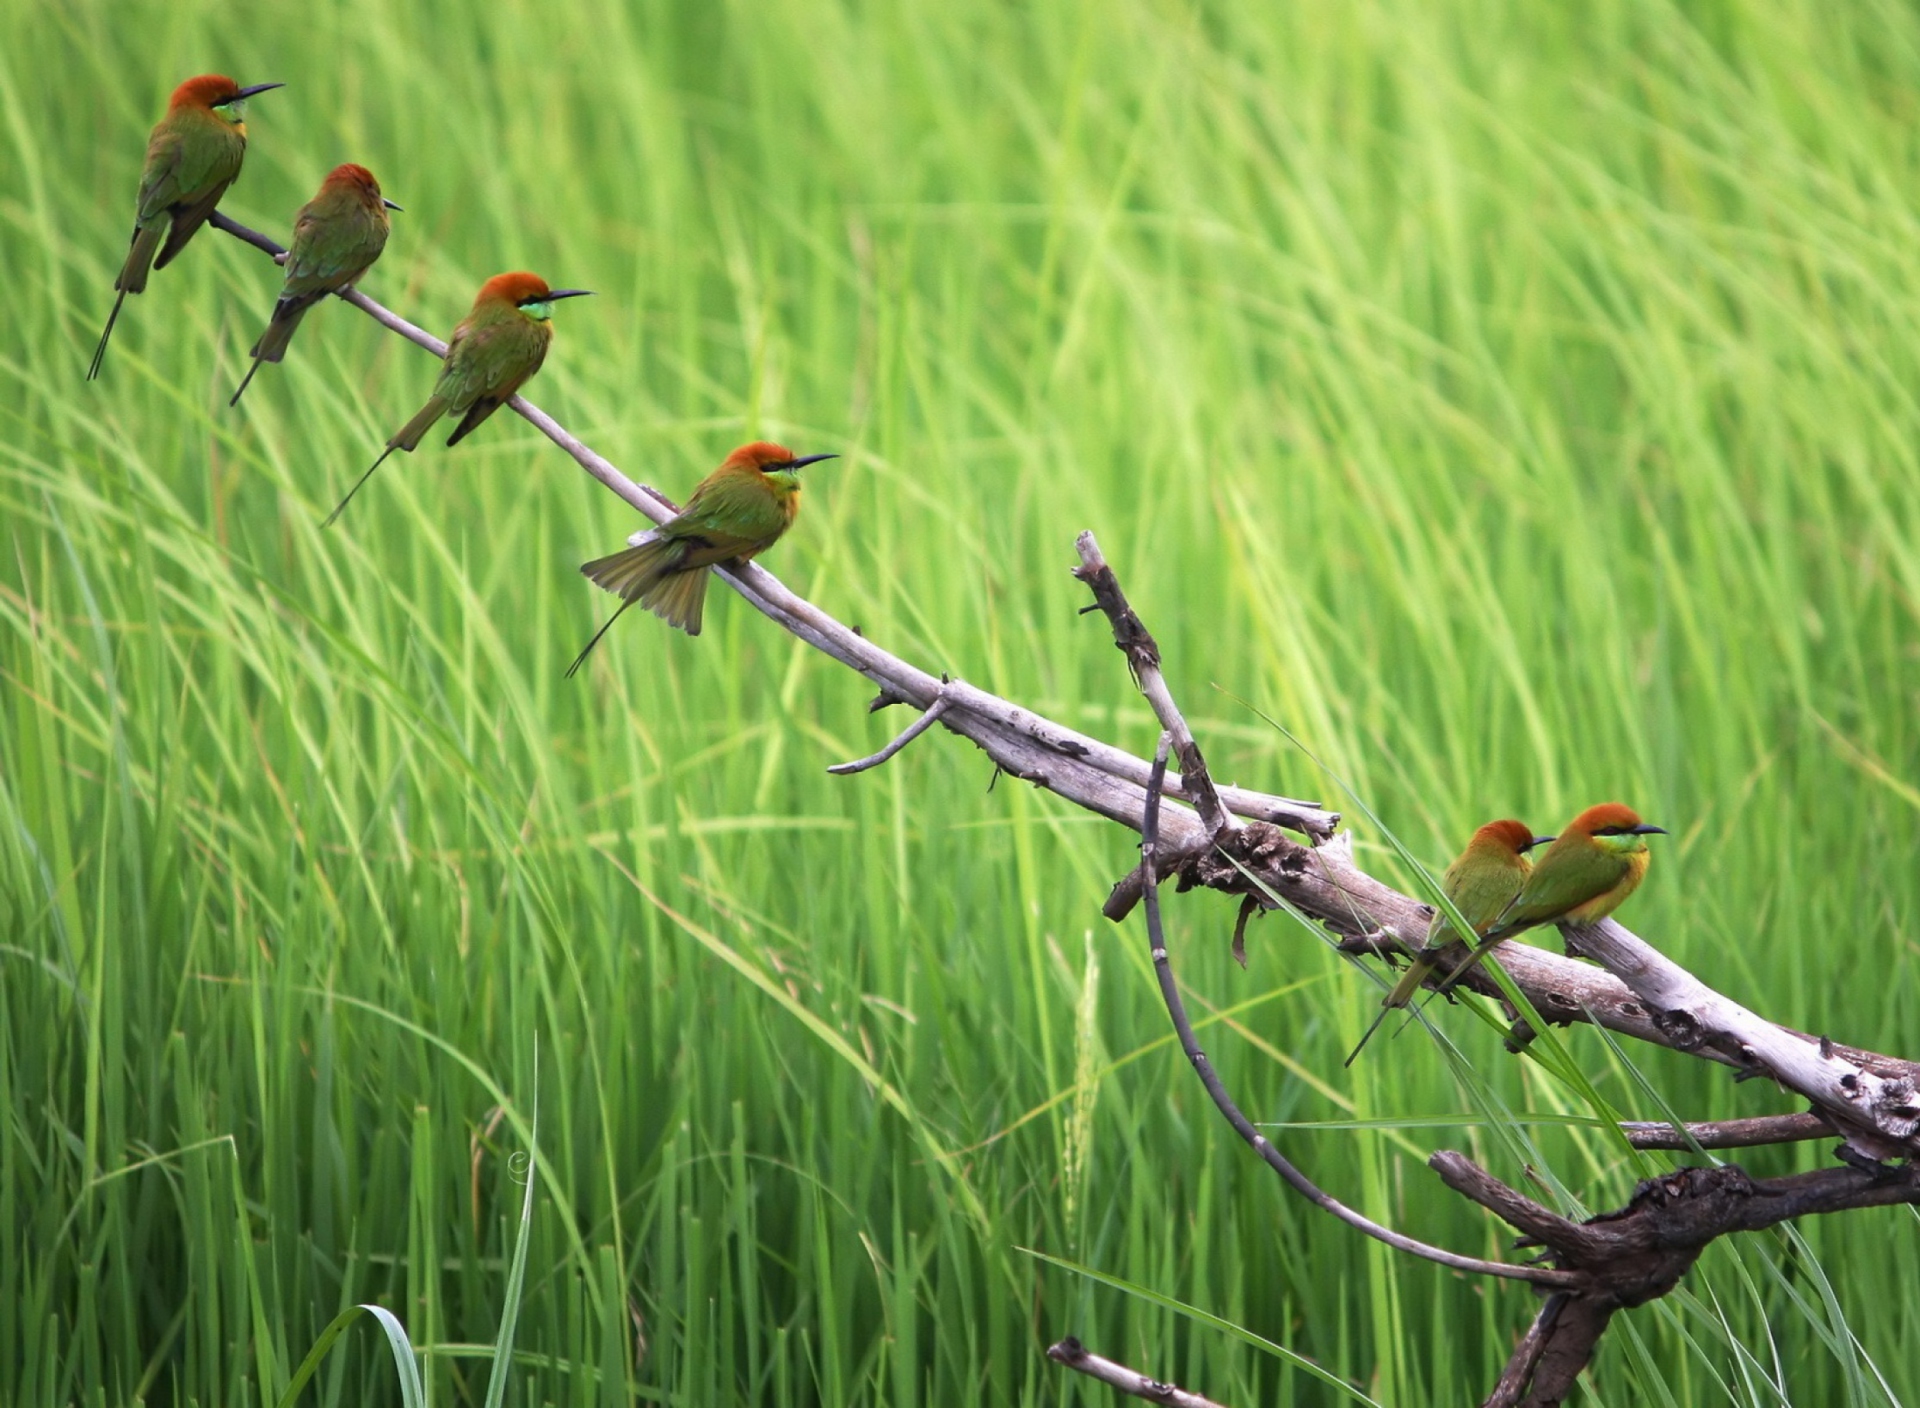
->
[[1346, 819, 1552, 1065], [1429, 802, 1666, 992], [89, 74, 285, 380], [1348, 803, 1666, 1064], [568, 441, 837, 672], [326, 271, 592, 524], [230, 163, 400, 405]]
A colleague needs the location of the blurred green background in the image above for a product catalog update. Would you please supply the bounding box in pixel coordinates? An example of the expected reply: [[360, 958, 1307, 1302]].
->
[[6, 0, 1920, 1402]]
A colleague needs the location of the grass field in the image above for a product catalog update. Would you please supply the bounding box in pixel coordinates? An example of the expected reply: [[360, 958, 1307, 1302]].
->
[[7, 0, 1920, 1402]]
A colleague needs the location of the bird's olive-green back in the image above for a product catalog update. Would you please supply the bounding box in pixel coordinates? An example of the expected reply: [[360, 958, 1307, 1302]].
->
[[1490, 834, 1635, 936], [432, 304, 552, 412], [662, 465, 799, 564], [280, 186, 389, 298], [136, 107, 245, 225], [1426, 842, 1531, 949]]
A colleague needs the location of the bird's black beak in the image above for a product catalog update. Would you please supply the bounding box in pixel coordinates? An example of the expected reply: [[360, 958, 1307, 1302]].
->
[[546, 289, 594, 301], [234, 82, 287, 100], [1631, 824, 1668, 836], [1528, 835, 1557, 850], [383, 198, 404, 212], [784, 453, 838, 470]]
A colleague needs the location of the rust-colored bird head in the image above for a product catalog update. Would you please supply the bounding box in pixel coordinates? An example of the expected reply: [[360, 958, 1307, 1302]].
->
[[1469, 818, 1554, 858], [1563, 802, 1666, 852], [721, 442, 839, 476], [322, 163, 402, 211], [169, 74, 284, 115], [475, 271, 593, 319]]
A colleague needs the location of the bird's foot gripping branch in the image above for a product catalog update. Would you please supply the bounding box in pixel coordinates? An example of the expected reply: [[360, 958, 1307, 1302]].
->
[[202, 213, 1920, 1408]]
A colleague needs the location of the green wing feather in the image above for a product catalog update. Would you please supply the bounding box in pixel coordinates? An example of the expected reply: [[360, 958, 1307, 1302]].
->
[[282, 199, 386, 296], [134, 128, 189, 224], [675, 472, 792, 552], [1426, 852, 1526, 949], [140, 116, 245, 269], [1485, 844, 1627, 938], [435, 314, 551, 417]]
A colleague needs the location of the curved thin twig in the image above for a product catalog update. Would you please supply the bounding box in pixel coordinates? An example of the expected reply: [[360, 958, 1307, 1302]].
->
[[826, 694, 951, 775], [1137, 733, 1577, 1288]]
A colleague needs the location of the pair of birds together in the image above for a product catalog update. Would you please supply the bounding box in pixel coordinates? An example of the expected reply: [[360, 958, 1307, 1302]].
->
[[92, 74, 836, 665], [1345, 803, 1667, 1063]]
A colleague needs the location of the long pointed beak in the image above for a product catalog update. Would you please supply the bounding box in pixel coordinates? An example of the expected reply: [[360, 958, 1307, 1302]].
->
[[1529, 835, 1557, 849], [383, 198, 404, 211], [1631, 824, 1669, 836], [546, 289, 594, 301], [786, 453, 838, 470], [235, 82, 286, 100]]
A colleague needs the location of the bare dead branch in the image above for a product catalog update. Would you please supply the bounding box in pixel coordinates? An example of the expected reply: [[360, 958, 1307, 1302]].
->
[[1562, 919, 1920, 1161], [1175, 825, 1920, 1144], [1432, 1152, 1920, 1403], [1045, 1338, 1233, 1408], [1482, 1294, 1568, 1408], [1620, 1112, 1835, 1151], [826, 693, 951, 774], [1073, 531, 1234, 837], [208, 215, 1340, 849]]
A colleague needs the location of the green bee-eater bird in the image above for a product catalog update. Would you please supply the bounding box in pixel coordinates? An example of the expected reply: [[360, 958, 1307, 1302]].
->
[[567, 441, 837, 672], [1428, 801, 1667, 997], [89, 73, 285, 380], [1346, 819, 1553, 1065], [324, 271, 592, 524], [229, 163, 400, 406]]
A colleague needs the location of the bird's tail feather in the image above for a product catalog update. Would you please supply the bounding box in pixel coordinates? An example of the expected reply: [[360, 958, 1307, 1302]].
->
[[87, 289, 129, 381], [580, 538, 707, 636], [232, 302, 314, 403], [581, 538, 678, 600], [87, 225, 165, 380], [228, 356, 265, 407], [117, 223, 165, 296], [251, 298, 315, 365], [1431, 936, 1505, 997], [390, 396, 450, 452], [1344, 954, 1439, 1066], [323, 446, 398, 527], [445, 397, 504, 447], [641, 565, 709, 636], [565, 598, 637, 678], [1345, 1008, 1392, 1068]]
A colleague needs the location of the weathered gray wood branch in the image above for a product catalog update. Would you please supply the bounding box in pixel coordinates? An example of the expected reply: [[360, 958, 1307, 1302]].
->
[[1165, 821, 1920, 1159], [1072, 531, 1235, 837], [1619, 1111, 1834, 1152], [1045, 1338, 1234, 1408], [209, 214, 1339, 847]]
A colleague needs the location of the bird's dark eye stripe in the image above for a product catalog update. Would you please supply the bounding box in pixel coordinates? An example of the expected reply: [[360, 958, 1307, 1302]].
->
[[1594, 825, 1627, 836]]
